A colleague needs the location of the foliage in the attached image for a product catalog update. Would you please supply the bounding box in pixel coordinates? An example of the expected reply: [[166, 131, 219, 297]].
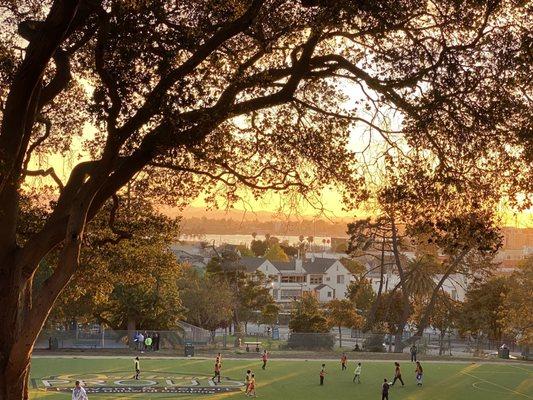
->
[[41, 199, 183, 330], [289, 293, 330, 333], [1, 0, 532, 395], [236, 245, 253, 257], [458, 276, 509, 341], [500, 256, 533, 346], [250, 239, 269, 257], [178, 266, 234, 334], [259, 303, 280, 327], [345, 277, 376, 314], [264, 242, 290, 262], [326, 299, 363, 347], [374, 291, 412, 335]]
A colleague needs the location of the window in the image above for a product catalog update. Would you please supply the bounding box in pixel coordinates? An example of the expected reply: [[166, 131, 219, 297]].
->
[[451, 290, 458, 300], [337, 275, 345, 284], [325, 277, 331, 281], [281, 275, 306, 283], [310, 275, 323, 285], [327, 291, 332, 297]]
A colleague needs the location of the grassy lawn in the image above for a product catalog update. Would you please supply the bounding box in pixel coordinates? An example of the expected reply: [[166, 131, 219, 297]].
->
[[29, 356, 533, 399]]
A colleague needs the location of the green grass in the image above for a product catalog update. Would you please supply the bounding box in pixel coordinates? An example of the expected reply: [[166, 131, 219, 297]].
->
[[29, 356, 533, 399]]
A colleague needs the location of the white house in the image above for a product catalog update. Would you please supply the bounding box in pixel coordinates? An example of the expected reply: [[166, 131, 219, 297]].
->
[[227, 257, 353, 304]]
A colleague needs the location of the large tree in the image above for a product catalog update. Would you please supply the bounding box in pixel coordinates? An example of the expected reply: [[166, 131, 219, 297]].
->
[[0, 0, 531, 398]]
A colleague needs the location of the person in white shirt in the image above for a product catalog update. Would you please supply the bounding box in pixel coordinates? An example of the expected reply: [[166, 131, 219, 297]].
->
[[72, 380, 88, 400], [353, 362, 362, 383]]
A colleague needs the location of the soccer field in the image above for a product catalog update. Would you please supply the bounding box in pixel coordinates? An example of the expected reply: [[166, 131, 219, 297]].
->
[[29, 356, 533, 400]]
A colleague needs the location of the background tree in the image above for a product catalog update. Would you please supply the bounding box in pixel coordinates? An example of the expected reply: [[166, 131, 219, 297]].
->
[[411, 291, 460, 355], [500, 256, 533, 350], [289, 294, 330, 333], [264, 242, 290, 262], [326, 299, 363, 348], [259, 303, 280, 329], [458, 276, 509, 344], [345, 277, 376, 315], [250, 239, 268, 257], [0, 0, 530, 397], [178, 267, 234, 342]]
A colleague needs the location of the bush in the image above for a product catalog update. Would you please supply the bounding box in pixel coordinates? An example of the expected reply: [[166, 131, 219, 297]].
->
[[287, 333, 335, 350]]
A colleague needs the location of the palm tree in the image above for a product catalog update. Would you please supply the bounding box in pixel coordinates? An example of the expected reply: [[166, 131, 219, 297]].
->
[[404, 256, 439, 299]]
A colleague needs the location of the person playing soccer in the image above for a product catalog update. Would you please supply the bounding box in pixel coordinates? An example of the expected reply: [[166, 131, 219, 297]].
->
[[353, 362, 362, 383], [319, 364, 326, 385], [341, 352, 348, 371], [382, 378, 391, 400], [410, 344, 418, 362], [72, 380, 88, 400], [262, 350, 268, 370], [248, 373, 257, 397], [245, 369, 252, 395], [213, 361, 222, 384], [415, 361, 423, 386], [134, 356, 140, 380], [391, 362, 405, 386]]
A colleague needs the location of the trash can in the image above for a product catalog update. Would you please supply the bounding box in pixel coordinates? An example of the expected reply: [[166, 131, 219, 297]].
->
[[499, 348, 510, 359], [184, 343, 194, 357]]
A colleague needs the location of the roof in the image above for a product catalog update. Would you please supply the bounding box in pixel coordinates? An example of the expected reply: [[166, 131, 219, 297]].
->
[[222, 257, 268, 273], [302, 258, 337, 274], [270, 261, 296, 271], [314, 283, 333, 291], [229, 257, 339, 274]]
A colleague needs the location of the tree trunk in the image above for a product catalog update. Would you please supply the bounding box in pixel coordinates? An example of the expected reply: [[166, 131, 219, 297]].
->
[[338, 326, 342, 348], [127, 318, 136, 349], [363, 237, 386, 331]]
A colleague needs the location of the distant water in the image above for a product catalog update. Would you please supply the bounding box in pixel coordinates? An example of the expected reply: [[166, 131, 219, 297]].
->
[[178, 233, 336, 246]]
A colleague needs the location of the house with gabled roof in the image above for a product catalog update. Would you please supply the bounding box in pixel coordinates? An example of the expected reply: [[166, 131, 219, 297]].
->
[[227, 256, 354, 305]]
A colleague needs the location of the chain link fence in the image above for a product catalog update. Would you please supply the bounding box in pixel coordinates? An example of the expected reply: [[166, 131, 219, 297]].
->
[[36, 324, 529, 360], [36, 322, 211, 351]]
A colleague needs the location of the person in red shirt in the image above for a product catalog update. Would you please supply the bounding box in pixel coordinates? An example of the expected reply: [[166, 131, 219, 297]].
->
[[340, 353, 348, 371], [319, 364, 326, 385], [261, 350, 268, 370]]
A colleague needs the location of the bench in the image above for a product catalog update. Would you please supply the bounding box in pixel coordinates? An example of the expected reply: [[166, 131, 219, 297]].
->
[[244, 342, 261, 352]]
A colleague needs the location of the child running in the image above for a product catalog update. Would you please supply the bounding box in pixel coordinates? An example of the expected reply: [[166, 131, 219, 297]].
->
[[319, 364, 326, 385], [245, 370, 252, 395], [341, 353, 348, 370], [134, 356, 140, 380], [353, 362, 362, 383], [391, 362, 405, 386], [382, 378, 390, 400], [415, 361, 423, 386], [213, 361, 221, 384], [248, 373, 257, 397]]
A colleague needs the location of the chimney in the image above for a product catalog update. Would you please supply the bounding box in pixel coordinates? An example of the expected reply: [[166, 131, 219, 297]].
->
[[295, 258, 303, 271], [311, 254, 315, 262]]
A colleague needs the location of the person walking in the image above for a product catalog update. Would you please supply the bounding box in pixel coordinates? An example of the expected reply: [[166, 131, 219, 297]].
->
[[353, 362, 362, 383], [134, 357, 140, 380], [262, 350, 268, 370], [415, 361, 423, 386], [381, 378, 390, 400], [391, 362, 405, 387], [341, 353, 348, 371], [72, 381, 88, 400]]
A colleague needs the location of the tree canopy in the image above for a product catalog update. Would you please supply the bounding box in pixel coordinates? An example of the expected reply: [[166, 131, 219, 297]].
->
[[0, 0, 531, 397]]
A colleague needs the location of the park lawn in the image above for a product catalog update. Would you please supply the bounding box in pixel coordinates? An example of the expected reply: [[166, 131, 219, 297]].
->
[[29, 356, 533, 400]]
